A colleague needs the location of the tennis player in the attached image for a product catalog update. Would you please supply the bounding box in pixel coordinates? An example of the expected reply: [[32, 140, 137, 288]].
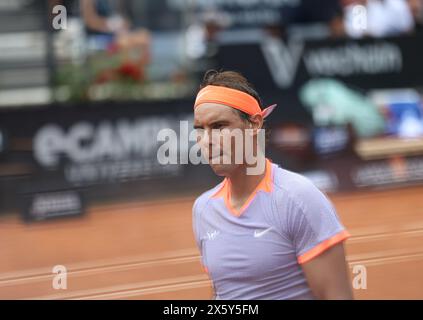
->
[[192, 70, 353, 300]]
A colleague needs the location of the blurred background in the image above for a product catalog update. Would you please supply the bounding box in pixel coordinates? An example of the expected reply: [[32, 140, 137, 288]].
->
[[1, 0, 423, 299]]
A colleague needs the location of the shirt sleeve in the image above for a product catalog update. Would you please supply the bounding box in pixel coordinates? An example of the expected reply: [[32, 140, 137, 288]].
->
[[192, 198, 202, 252], [289, 182, 350, 265], [192, 197, 211, 275]]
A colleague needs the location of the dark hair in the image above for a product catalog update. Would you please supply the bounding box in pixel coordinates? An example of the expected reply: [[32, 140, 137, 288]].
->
[[199, 70, 263, 123], [199, 70, 271, 147]]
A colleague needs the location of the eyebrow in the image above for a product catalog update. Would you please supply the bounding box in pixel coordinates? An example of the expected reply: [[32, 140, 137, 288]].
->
[[193, 119, 230, 129]]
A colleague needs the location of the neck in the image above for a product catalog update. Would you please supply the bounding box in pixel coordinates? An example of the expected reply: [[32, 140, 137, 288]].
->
[[227, 157, 267, 201]]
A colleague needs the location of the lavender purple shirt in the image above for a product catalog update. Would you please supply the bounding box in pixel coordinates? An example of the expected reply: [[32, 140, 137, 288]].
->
[[192, 161, 350, 300]]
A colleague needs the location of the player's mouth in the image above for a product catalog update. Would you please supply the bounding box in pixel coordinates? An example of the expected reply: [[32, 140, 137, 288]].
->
[[209, 154, 221, 161], [208, 152, 225, 163]]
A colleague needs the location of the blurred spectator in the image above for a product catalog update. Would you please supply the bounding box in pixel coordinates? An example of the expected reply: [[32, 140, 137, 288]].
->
[[274, 0, 345, 39], [184, 8, 230, 61], [290, 0, 344, 32], [407, 0, 423, 32], [80, 0, 151, 70], [343, 0, 415, 38]]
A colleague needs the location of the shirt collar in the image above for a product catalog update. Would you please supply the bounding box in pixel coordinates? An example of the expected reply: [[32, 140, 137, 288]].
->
[[212, 158, 273, 199]]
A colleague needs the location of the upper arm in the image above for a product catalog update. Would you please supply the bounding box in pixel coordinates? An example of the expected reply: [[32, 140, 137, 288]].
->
[[301, 242, 353, 299], [287, 180, 352, 299], [289, 182, 350, 264], [80, 0, 108, 32]]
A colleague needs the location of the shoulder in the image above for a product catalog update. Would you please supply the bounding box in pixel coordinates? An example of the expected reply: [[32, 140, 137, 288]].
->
[[270, 165, 343, 237], [192, 181, 224, 216], [273, 166, 324, 201], [271, 165, 336, 217]]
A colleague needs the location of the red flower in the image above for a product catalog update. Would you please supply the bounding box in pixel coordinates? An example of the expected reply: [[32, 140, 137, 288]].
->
[[117, 62, 141, 81]]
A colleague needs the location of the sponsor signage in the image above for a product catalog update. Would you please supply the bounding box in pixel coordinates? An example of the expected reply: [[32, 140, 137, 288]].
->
[[21, 189, 84, 222], [216, 34, 423, 93], [0, 100, 220, 215]]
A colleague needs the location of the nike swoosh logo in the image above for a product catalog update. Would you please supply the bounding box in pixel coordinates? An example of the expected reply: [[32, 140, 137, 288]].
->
[[254, 227, 273, 238]]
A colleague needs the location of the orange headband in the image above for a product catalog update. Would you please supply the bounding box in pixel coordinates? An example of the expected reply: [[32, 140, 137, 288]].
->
[[194, 85, 277, 118]]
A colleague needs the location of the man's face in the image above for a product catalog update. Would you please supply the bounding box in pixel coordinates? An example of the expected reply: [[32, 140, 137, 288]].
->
[[193, 103, 249, 176]]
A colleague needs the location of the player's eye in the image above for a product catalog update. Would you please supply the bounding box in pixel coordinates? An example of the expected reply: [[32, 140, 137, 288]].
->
[[212, 122, 226, 130]]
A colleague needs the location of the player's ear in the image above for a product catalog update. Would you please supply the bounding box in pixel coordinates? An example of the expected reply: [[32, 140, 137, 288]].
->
[[248, 113, 263, 132]]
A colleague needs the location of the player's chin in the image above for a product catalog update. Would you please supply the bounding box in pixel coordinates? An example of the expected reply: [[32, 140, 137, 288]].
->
[[209, 164, 229, 176], [208, 160, 237, 176]]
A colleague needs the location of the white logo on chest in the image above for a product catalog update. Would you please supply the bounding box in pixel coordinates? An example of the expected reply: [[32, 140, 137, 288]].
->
[[254, 227, 273, 238], [206, 230, 220, 241]]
